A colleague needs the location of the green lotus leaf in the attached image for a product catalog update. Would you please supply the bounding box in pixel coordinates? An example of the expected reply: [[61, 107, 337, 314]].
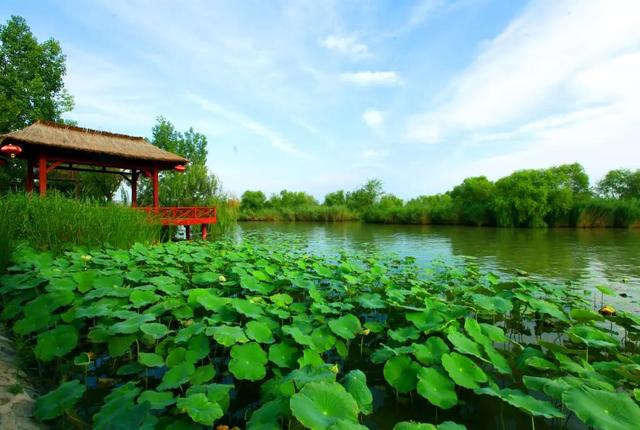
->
[[417, 367, 458, 409], [138, 352, 165, 367], [483, 344, 511, 375], [568, 325, 619, 349], [232, 298, 264, 319], [196, 293, 228, 312], [109, 313, 155, 335], [470, 294, 513, 314], [140, 322, 169, 340], [191, 271, 218, 285], [570, 308, 604, 323], [138, 390, 176, 410], [405, 311, 444, 332], [356, 293, 386, 309], [328, 420, 370, 430], [328, 314, 362, 340], [526, 297, 568, 323], [175, 322, 205, 344], [500, 388, 564, 418], [313, 264, 333, 278], [290, 381, 359, 429], [73, 269, 97, 293], [241, 275, 273, 294], [479, 323, 508, 343], [209, 325, 248, 347], [310, 326, 337, 352], [389, 326, 421, 343], [446, 330, 484, 359], [247, 397, 290, 430], [129, 290, 160, 308], [437, 422, 467, 430], [185, 333, 210, 363], [73, 352, 90, 366], [364, 321, 385, 333], [463, 318, 490, 346], [524, 356, 557, 371], [34, 380, 86, 420], [34, 325, 79, 362], [563, 386, 640, 430], [246, 320, 274, 343], [230, 342, 268, 381], [270, 293, 293, 307], [441, 352, 487, 389], [595, 285, 616, 296], [392, 422, 437, 430], [269, 342, 300, 368], [190, 364, 216, 385], [299, 349, 325, 368], [157, 362, 195, 390], [341, 370, 373, 415], [166, 347, 187, 366], [108, 334, 136, 357], [92, 383, 150, 430], [412, 337, 450, 366], [176, 393, 224, 426], [384, 355, 421, 393]]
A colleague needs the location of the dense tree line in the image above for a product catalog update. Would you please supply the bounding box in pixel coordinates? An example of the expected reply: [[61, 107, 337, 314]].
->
[[240, 163, 640, 227]]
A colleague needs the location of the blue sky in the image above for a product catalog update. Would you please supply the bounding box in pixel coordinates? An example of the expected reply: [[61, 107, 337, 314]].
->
[[2, 0, 639, 200]]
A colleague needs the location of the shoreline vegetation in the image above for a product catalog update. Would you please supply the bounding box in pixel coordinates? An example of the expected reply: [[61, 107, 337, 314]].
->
[[239, 163, 640, 228]]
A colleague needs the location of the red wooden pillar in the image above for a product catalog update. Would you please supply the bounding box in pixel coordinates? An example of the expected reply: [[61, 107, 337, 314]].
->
[[26, 158, 34, 193], [38, 155, 47, 196], [201, 224, 208, 240], [151, 168, 159, 210], [131, 170, 138, 207], [185, 225, 191, 240]]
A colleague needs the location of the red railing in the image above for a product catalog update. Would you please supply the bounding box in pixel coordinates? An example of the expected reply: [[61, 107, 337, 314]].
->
[[137, 206, 217, 226]]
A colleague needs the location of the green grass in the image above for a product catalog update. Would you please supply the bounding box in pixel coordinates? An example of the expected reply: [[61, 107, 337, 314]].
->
[[0, 192, 160, 271]]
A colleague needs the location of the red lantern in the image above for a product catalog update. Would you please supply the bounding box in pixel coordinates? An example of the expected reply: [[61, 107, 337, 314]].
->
[[174, 165, 186, 172], [1, 144, 22, 158]]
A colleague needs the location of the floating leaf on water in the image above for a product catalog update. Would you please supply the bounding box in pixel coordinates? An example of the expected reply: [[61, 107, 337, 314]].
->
[[441, 352, 488, 389], [290, 381, 359, 429], [230, 342, 268, 381], [328, 314, 362, 340], [34, 380, 86, 420], [176, 393, 224, 426], [416, 366, 458, 409], [383, 355, 421, 393], [563, 386, 640, 430]]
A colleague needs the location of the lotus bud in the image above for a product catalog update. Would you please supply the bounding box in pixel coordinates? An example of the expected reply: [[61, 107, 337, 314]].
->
[[362, 328, 371, 336], [218, 275, 227, 283], [330, 363, 339, 374], [81, 255, 92, 263]]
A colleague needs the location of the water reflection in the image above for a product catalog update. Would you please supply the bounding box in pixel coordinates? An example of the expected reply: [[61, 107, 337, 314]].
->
[[238, 222, 640, 309]]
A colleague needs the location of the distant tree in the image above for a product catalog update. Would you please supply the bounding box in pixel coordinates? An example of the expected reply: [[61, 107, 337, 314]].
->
[[346, 179, 384, 212], [596, 169, 640, 199], [450, 176, 495, 226], [378, 194, 403, 209], [78, 170, 122, 202], [0, 16, 74, 192], [323, 190, 346, 207], [241, 190, 267, 211], [140, 117, 220, 206], [268, 190, 317, 208]]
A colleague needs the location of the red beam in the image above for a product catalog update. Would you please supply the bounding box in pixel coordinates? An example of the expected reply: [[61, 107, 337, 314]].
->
[[38, 155, 47, 196]]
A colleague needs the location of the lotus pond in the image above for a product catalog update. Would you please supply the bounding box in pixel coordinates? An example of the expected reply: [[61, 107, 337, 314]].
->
[[1, 234, 639, 430]]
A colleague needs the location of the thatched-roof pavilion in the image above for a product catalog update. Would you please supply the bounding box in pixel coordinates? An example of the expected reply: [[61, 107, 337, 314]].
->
[[0, 121, 216, 239]]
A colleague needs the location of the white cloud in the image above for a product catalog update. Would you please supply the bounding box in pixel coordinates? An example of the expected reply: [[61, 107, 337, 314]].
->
[[362, 109, 384, 129], [341, 71, 401, 86], [406, 0, 640, 144], [362, 148, 389, 159], [188, 94, 307, 157], [320, 34, 369, 58]]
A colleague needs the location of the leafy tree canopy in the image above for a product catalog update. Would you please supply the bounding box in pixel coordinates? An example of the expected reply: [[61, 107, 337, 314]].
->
[[240, 190, 267, 211], [596, 169, 640, 199]]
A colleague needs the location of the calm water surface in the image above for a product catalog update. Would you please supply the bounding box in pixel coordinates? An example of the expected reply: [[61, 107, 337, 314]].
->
[[238, 222, 640, 310]]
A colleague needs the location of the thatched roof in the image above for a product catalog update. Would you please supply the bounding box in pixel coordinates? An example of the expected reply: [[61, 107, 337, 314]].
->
[[0, 121, 187, 167]]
